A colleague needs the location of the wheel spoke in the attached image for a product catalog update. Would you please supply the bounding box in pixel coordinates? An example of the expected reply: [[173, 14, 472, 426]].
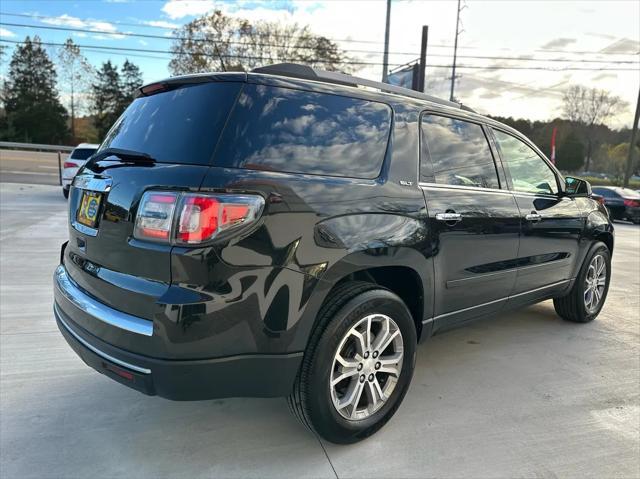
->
[[331, 367, 359, 387], [337, 379, 364, 414], [597, 277, 606, 287], [378, 352, 402, 377], [349, 381, 365, 419], [376, 329, 399, 355], [594, 287, 602, 304], [365, 315, 373, 351], [596, 256, 606, 276], [372, 316, 390, 352], [335, 353, 359, 369], [350, 329, 367, 356], [365, 381, 380, 409]]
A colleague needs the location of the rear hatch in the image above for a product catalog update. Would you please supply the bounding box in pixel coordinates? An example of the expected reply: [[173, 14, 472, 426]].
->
[[63, 79, 243, 353]]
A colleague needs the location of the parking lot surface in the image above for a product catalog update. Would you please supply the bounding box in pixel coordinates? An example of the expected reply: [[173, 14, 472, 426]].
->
[[1, 182, 639, 478]]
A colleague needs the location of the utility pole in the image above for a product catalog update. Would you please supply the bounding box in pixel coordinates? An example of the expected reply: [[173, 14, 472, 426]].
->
[[417, 25, 428, 93], [623, 88, 640, 187], [450, 0, 463, 102], [382, 0, 392, 82]]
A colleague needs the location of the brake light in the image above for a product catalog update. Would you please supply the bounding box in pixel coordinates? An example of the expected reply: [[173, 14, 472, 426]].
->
[[64, 161, 79, 168], [133, 191, 264, 244], [596, 196, 605, 206], [623, 199, 640, 207]]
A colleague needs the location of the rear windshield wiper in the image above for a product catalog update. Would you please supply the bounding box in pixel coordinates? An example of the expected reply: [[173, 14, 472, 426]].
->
[[90, 147, 156, 164]]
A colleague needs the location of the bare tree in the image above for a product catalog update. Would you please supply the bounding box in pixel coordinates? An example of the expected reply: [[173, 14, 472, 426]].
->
[[562, 85, 627, 171], [58, 38, 94, 139], [169, 10, 354, 76]]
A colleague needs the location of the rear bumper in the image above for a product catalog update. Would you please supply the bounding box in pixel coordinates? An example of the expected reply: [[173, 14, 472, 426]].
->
[[54, 269, 303, 400]]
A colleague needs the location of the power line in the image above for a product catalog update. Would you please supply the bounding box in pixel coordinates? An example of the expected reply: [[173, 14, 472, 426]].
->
[[2, 21, 638, 66], [1, 38, 637, 72], [0, 39, 408, 67], [2, 11, 639, 56]]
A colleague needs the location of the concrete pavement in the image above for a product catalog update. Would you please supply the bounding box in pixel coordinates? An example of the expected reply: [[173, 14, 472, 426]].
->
[[0, 150, 66, 186], [0, 182, 638, 478]]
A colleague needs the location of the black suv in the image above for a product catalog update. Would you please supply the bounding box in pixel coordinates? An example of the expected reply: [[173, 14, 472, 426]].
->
[[54, 64, 614, 444]]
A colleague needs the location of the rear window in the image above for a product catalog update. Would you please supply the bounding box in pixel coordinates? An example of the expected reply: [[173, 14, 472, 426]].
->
[[215, 84, 392, 178], [70, 148, 97, 160], [99, 82, 242, 165]]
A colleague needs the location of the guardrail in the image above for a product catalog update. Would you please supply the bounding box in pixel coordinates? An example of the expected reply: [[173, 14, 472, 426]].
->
[[0, 141, 75, 186]]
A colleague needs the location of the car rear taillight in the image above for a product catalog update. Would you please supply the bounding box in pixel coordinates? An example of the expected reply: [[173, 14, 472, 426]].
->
[[596, 196, 605, 206], [134, 192, 178, 242], [623, 199, 640, 207], [133, 191, 264, 245], [63, 161, 79, 168]]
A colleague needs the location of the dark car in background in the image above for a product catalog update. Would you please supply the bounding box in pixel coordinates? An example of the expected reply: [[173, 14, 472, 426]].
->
[[591, 186, 640, 224], [53, 64, 614, 444]]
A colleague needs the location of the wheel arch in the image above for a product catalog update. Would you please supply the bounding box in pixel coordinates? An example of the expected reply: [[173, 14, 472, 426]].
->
[[294, 247, 433, 352]]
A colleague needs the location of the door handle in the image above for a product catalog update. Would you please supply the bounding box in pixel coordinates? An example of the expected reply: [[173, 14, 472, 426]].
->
[[525, 212, 542, 222], [436, 212, 462, 223]]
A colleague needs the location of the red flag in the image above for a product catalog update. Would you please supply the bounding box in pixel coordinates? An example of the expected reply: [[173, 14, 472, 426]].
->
[[550, 127, 557, 164]]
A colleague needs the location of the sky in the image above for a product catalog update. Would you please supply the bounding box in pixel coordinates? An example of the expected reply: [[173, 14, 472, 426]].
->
[[0, 0, 639, 128]]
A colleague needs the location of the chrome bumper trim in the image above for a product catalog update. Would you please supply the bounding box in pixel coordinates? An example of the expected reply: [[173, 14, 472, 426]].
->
[[54, 265, 154, 337], [55, 303, 151, 374]]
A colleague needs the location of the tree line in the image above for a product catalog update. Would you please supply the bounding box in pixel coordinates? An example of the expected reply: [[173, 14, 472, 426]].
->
[[0, 8, 635, 182], [0, 36, 143, 144], [491, 89, 637, 183]]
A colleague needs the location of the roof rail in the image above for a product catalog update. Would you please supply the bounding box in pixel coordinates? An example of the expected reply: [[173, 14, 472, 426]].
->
[[252, 63, 473, 112]]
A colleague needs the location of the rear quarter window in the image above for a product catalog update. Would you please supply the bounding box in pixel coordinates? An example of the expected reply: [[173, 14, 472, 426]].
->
[[215, 84, 392, 179], [99, 82, 243, 165]]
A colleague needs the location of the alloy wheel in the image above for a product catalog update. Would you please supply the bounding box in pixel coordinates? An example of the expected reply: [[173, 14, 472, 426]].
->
[[584, 254, 607, 312], [329, 314, 404, 421]]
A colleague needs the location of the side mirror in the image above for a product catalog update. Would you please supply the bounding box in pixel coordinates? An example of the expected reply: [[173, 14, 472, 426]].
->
[[564, 176, 592, 197]]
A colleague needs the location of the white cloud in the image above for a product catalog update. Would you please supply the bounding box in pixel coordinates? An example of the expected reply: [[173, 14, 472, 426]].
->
[[142, 20, 181, 29], [0, 27, 16, 38], [41, 14, 125, 40], [161, 0, 216, 19]]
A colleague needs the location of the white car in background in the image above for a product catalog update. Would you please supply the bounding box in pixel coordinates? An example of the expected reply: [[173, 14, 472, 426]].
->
[[62, 143, 99, 198]]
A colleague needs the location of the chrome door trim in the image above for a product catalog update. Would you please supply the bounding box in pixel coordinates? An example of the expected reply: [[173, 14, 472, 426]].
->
[[55, 303, 151, 374], [54, 265, 154, 337], [419, 182, 513, 196]]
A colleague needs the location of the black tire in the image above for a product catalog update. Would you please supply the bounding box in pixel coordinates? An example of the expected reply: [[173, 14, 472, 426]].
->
[[288, 281, 417, 444], [553, 242, 611, 323], [62, 188, 69, 199]]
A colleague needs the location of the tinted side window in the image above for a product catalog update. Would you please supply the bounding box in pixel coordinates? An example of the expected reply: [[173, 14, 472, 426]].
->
[[100, 82, 242, 165], [493, 130, 558, 195], [215, 84, 391, 178], [421, 115, 499, 189]]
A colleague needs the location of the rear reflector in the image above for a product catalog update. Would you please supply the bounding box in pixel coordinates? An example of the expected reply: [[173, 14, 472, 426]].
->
[[103, 362, 134, 381], [134, 191, 264, 245], [63, 161, 79, 168]]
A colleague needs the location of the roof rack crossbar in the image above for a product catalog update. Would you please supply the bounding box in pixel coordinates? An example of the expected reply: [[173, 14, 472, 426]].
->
[[252, 63, 471, 111]]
